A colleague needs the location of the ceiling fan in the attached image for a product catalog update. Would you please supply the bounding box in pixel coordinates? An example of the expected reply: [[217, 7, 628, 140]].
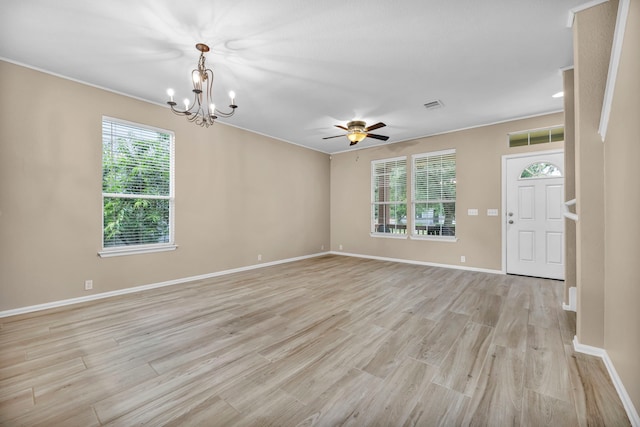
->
[[323, 121, 389, 146]]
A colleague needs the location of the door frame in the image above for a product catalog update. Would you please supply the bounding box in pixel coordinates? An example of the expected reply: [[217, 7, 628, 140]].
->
[[501, 148, 565, 274]]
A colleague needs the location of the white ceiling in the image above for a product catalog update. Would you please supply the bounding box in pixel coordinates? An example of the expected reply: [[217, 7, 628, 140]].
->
[[0, 0, 586, 154]]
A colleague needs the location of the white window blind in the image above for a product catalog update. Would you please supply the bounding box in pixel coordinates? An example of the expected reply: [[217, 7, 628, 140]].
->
[[412, 149, 456, 238], [371, 157, 407, 235], [101, 117, 175, 253]]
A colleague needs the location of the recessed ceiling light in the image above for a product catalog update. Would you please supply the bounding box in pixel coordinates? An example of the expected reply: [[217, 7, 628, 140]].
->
[[552, 91, 564, 98]]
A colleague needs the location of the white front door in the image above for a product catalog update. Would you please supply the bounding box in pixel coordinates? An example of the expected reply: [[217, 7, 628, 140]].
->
[[505, 151, 564, 280]]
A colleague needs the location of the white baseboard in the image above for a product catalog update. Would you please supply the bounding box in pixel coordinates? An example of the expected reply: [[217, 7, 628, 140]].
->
[[0, 252, 331, 319], [573, 336, 640, 427], [562, 286, 577, 312], [330, 251, 504, 275]]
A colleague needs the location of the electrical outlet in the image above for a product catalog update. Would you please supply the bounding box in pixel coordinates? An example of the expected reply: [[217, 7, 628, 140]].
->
[[339, 244, 343, 250], [460, 256, 466, 263], [84, 280, 93, 290], [257, 254, 262, 261]]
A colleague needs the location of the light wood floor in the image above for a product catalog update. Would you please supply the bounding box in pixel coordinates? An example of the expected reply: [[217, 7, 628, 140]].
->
[[0, 255, 630, 426]]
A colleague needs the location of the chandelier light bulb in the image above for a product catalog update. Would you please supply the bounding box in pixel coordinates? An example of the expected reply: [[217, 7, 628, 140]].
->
[[210, 103, 215, 114], [167, 88, 175, 102], [183, 99, 190, 110]]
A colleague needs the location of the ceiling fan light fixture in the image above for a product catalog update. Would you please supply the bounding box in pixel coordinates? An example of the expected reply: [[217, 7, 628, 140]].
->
[[347, 131, 367, 144]]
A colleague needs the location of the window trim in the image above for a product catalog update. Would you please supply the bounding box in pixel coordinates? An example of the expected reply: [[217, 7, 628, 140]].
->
[[411, 149, 457, 241], [98, 116, 176, 257], [370, 156, 408, 239]]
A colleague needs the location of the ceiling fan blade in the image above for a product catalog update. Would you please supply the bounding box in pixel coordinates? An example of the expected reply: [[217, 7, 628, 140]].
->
[[349, 140, 359, 146], [335, 125, 349, 131], [366, 133, 389, 141], [365, 122, 386, 132], [322, 134, 345, 140]]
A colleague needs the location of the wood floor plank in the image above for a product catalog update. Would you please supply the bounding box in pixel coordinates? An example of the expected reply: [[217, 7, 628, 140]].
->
[[407, 310, 469, 366], [527, 283, 559, 330], [28, 407, 101, 427], [279, 325, 388, 404], [471, 293, 503, 327], [403, 382, 470, 427], [0, 256, 629, 426], [290, 368, 383, 426], [524, 324, 571, 402], [359, 314, 434, 379], [493, 304, 529, 352], [565, 345, 630, 427], [228, 388, 306, 427], [82, 320, 231, 370], [33, 362, 157, 407], [521, 388, 579, 426], [219, 328, 352, 414], [0, 387, 34, 422], [0, 356, 86, 404], [463, 345, 525, 426], [258, 310, 351, 362], [162, 394, 242, 427], [416, 281, 469, 321], [343, 357, 437, 426], [0, 351, 85, 383], [6, 361, 155, 426], [95, 352, 269, 425], [557, 309, 577, 346], [24, 335, 120, 362], [432, 321, 494, 395], [147, 327, 252, 374], [504, 278, 532, 309]]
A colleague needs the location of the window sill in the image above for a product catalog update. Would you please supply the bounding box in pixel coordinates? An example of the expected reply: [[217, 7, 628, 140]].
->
[[98, 244, 178, 258], [370, 233, 408, 239], [409, 235, 458, 243]]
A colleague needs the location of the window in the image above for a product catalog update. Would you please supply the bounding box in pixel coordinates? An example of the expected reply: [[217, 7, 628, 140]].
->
[[100, 117, 175, 256], [412, 149, 456, 238], [509, 126, 564, 147], [371, 157, 407, 235], [520, 162, 562, 179]]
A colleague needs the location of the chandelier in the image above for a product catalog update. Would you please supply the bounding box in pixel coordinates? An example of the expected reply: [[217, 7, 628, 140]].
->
[[166, 43, 238, 127]]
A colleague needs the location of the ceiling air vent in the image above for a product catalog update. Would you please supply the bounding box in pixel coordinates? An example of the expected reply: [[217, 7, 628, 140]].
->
[[423, 100, 444, 110]]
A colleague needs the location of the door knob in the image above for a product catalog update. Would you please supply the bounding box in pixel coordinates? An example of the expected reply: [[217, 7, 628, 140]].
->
[[508, 212, 514, 217], [508, 220, 514, 224]]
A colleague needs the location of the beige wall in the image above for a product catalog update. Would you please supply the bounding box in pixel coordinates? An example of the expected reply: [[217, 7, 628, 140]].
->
[[0, 61, 330, 311], [603, 0, 640, 411], [573, 0, 617, 348], [571, 0, 640, 413], [330, 114, 564, 271], [563, 69, 577, 303]]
